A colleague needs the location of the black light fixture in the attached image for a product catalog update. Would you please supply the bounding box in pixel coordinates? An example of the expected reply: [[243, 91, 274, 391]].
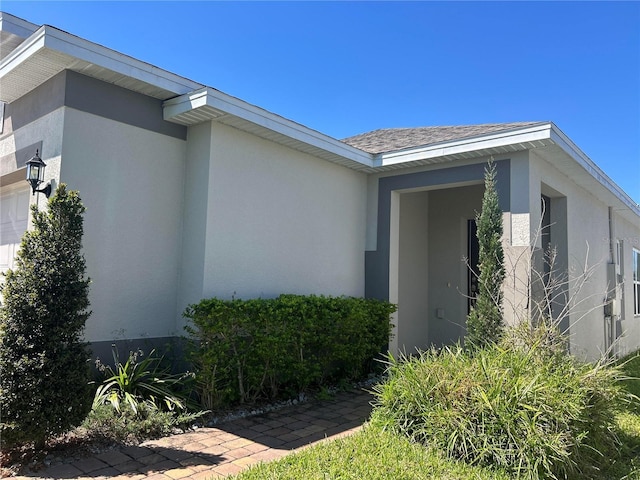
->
[[25, 150, 51, 197]]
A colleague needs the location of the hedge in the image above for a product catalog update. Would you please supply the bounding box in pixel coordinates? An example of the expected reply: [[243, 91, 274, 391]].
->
[[184, 294, 395, 409]]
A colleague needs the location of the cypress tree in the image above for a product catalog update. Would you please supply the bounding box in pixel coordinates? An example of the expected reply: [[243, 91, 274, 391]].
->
[[0, 185, 92, 449], [466, 161, 506, 350]]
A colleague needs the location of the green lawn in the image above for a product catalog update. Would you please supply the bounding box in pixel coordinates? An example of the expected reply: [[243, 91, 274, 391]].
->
[[232, 424, 510, 480], [230, 353, 640, 480]]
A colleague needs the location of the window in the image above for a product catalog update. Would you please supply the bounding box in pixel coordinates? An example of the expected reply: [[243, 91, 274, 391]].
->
[[634, 248, 640, 316]]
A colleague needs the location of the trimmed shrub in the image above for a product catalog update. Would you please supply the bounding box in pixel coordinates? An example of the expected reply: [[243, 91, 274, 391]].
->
[[370, 334, 626, 479], [184, 295, 395, 409], [0, 185, 92, 449]]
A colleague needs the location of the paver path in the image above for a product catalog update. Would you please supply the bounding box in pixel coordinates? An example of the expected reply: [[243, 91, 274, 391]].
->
[[12, 389, 374, 480]]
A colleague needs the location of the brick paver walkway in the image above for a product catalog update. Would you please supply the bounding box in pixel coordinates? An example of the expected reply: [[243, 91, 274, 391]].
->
[[12, 389, 374, 479]]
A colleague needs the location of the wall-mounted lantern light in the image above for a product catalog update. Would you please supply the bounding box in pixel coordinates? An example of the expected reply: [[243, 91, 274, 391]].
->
[[25, 150, 51, 198]]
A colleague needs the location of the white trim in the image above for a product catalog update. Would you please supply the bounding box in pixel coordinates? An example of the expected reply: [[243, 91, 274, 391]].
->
[[1, 13, 637, 221], [0, 24, 203, 97], [376, 123, 553, 166], [164, 88, 374, 168], [0, 12, 38, 39], [45, 27, 202, 94], [549, 124, 640, 216], [375, 122, 639, 219], [0, 25, 47, 76]]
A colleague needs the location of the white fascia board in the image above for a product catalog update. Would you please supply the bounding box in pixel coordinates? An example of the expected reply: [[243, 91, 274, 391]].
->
[[164, 88, 374, 167], [0, 24, 203, 95], [0, 25, 46, 74], [163, 89, 223, 116], [549, 123, 640, 216], [43, 27, 203, 94], [376, 123, 554, 167], [0, 12, 39, 38]]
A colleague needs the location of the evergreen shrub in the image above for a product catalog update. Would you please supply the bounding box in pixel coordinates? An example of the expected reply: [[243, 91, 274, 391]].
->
[[184, 294, 395, 409], [467, 160, 505, 350], [0, 185, 92, 449]]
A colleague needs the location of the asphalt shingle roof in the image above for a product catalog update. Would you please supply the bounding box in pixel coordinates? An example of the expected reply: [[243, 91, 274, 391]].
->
[[341, 122, 546, 155]]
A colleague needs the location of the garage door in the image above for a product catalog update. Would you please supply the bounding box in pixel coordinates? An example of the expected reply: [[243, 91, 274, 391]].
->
[[0, 182, 30, 276]]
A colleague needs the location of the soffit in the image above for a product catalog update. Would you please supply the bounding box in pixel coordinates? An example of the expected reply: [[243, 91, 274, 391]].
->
[[163, 89, 376, 172], [371, 123, 556, 171], [0, 12, 37, 61], [220, 114, 375, 171], [0, 31, 26, 61], [531, 134, 640, 223], [371, 139, 553, 172], [364, 122, 639, 221]]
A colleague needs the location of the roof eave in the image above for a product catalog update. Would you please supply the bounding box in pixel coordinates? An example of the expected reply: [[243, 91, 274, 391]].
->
[[373, 122, 639, 219], [376, 122, 554, 167], [0, 22, 203, 102], [548, 123, 640, 217], [0, 11, 38, 38], [163, 88, 375, 171]]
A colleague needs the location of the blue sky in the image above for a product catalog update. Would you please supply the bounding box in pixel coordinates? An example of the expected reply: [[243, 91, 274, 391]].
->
[[5, 1, 640, 204]]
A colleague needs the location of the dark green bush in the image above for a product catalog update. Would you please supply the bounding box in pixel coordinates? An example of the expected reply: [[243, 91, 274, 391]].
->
[[370, 334, 626, 480], [0, 185, 92, 450], [184, 294, 395, 409]]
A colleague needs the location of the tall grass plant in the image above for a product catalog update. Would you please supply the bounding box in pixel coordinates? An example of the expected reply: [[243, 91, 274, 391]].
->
[[370, 332, 626, 479]]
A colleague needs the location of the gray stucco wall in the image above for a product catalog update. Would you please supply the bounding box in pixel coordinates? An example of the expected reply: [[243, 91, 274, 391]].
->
[[2, 70, 186, 139], [366, 160, 511, 302]]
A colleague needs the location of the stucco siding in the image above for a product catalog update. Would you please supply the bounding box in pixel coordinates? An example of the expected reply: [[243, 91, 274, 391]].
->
[[427, 185, 484, 347], [566, 187, 610, 358], [200, 122, 367, 302], [60, 107, 186, 343], [530, 152, 620, 359], [611, 212, 640, 357], [176, 122, 211, 325], [0, 106, 64, 256], [396, 190, 430, 354]]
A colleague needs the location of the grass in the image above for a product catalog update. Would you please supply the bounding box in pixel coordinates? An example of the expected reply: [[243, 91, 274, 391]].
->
[[230, 351, 640, 480], [232, 424, 510, 480], [621, 352, 640, 410]]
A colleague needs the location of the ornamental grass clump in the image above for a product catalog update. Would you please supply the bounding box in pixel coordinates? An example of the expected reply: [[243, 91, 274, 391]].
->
[[370, 333, 626, 480]]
